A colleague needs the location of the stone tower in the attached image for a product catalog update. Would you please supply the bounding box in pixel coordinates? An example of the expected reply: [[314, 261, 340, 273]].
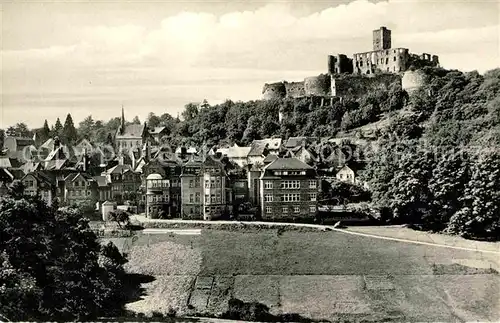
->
[[373, 26, 391, 51]]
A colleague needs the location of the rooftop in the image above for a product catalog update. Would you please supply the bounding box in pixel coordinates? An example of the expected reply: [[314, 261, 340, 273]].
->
[[265, 157, 314, 171]]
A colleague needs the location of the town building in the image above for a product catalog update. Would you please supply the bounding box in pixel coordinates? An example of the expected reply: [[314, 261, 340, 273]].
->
[[21, 171, 57, 206], [259, 157, 319, 221], [115, 108, 150, 151], [141, 158, 182, 218], [247, 138, 282, 165], [180, 156, 232, 220], [103, 163, 141, 203], [2, 136, 36, 161], [64, 172, 98, 206]]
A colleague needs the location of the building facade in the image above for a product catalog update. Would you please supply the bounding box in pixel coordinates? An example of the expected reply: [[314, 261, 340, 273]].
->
[[259, 158, 319, 221]]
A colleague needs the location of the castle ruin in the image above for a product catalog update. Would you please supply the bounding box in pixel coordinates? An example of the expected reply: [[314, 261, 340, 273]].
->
[[262, 27, 439, 101]]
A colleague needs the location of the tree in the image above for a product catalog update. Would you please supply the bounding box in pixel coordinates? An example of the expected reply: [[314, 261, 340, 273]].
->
[[446, 150, 500, 239], [181, 103, 199, 121], [62, 114, 78, 144], [6, 123, 31, 138], [108, 209, 130, 229], [147, 112, 161, 128], [53, 118, 63, 137], [40, 120, 51, 143], [0, 193, 128, 321], [131, 116, 141, 125], [0, 129, 4, 149], [78, 116, 95, 140]]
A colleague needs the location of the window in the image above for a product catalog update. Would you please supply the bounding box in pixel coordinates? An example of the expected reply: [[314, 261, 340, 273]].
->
[[309, 193, 317, 201], [216, 193, 221, 203], [339, 174, 344, 179], [385, 58, 389, 64], [282, 207, 288, 214], [310, 206, 316, 213], [189, 179, 194, 188], [280, 180, 300, 189], [205, 180, 210, 188], [205, 194, 209, 202], [195, 179, 200, 188], [195, 206, 200, 214], [75, 181, 79, 187], [309, 180, 317, 189], [211, 194, 216, 203], [189, 194, 194, 203], [293, 206, 300, 213], [266, 206, 272, 214], [195, 192, 200, 203], [216, 178, 221, 188], [301, 171, 306, 175], [264, 194, 273, 202], [393, 56, 396, 61], [264, 181, 273, 189], [281, 194, 300, 202], [190, 207, 194, 214], [211, 179, 215, 188], [87, 191, 91, 196]]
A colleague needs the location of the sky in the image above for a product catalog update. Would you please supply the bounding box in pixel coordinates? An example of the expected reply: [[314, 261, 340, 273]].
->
[[1, 0, 499, 128]]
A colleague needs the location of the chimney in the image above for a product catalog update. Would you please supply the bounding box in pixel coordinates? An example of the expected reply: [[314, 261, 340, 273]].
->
[[83, 148, 88, 172]]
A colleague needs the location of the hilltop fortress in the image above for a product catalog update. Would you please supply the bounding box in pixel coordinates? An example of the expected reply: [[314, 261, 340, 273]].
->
[[262, 27, 439, 100]]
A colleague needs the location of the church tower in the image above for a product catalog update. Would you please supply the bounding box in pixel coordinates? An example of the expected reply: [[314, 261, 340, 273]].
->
[[120, 105, 125, 135]]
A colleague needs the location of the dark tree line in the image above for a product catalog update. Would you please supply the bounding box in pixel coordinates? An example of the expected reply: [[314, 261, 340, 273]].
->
[[0, 187, 128, 321], [363, 67, 500, 239]]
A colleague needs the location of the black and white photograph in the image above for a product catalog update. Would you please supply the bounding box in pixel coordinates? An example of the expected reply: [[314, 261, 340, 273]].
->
[[1, 0, 499, 321]]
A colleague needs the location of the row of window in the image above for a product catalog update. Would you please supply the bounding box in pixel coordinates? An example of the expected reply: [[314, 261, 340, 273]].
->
[[68, 190, 91, 197], [147, 179, 170, 188], [264, 193, 316, 202], [264, 180, 317, 189], [265, 206, 316, 214], [73, 180, 87, 187], [274, 171, 306, 176], [188, 179, 201, 188], [354, 49, 404, 60], [147, 194, 169, 203], [118, 140, 142, 148], [187, 193, 225, 203], [204, 178, 223, 188]]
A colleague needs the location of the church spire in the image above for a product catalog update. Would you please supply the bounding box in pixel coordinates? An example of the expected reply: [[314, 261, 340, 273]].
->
[[121, 105, 125, 134]]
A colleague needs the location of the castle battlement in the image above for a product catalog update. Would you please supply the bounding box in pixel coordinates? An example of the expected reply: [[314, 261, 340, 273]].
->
[[262, 26, 439, 100]]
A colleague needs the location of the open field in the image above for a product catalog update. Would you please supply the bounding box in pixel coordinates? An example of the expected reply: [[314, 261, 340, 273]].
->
[[105, 227, 500, 322]]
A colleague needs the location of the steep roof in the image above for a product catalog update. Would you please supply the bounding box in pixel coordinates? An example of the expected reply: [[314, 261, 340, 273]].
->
[[284, 137, 307, 149], [116, 124, 147, 139], [262, 154, 279, 164], [64, 172, 93, 183], [0, 157, 22, 168], [265, 157, 314, 170], [93, 175, 110, 187], [7, 137, 35, 147], [248, 138, 282, 156], [151, 127, 166, 135], [106, 164, 133, 175]]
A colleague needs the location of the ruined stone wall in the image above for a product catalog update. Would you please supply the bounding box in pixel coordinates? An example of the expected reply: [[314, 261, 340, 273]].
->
[[304, 74, 331, 96], [262, 82, 287, 100], [352, 48, 410, 75], [285, 81, 306, 98], [331, 73, 401, 98], [328, 54, 353, 74], [402, 70, 428, 93]]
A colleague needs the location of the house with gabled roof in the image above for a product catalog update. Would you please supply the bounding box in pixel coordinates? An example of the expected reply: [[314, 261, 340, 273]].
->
[[2, 136, 35, 161], [247, 138, 282, 165], [115, 107, 150, 151], [64, 172, 98, 206], [21, 171, 57, 206]]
